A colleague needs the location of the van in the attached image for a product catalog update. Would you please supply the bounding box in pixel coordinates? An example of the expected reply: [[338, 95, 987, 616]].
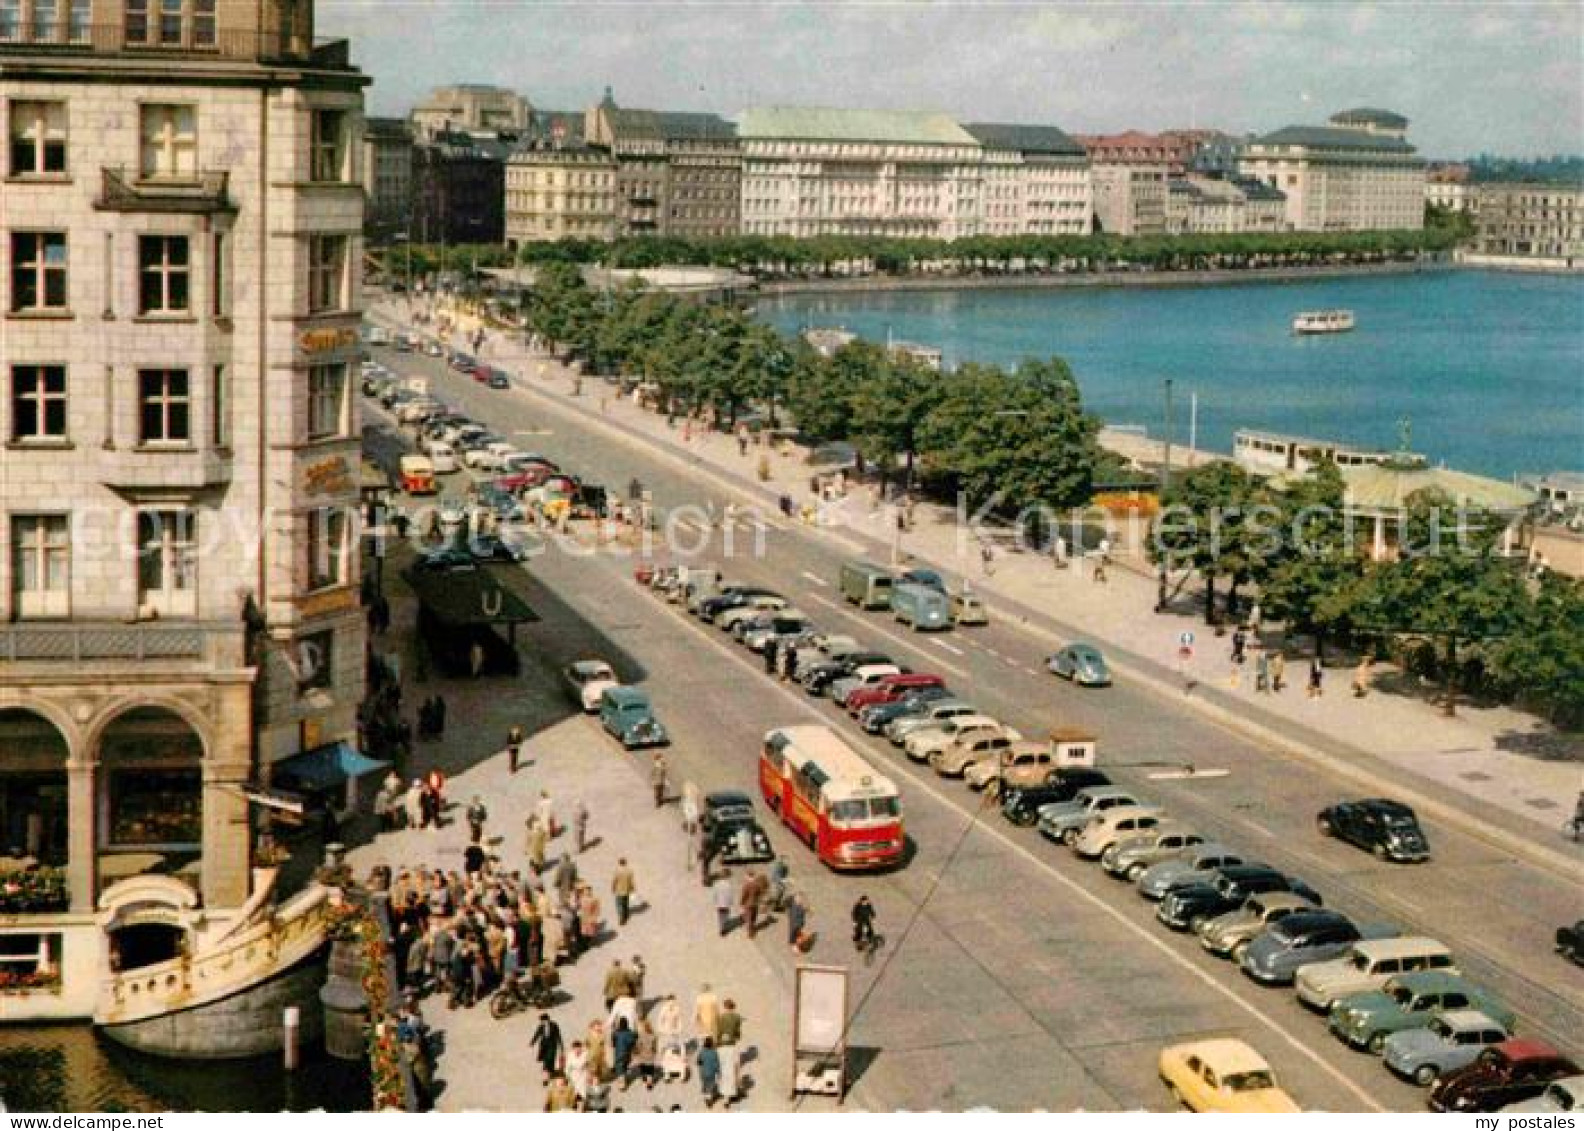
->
[[1294, 937, 1458, 1011], [840, 560, 894, 610], [399, 455, 436, 495], [891, 582, 951, 631]]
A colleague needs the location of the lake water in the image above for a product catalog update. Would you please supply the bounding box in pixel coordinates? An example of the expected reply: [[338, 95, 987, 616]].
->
[[757, 269, 1584, 479]]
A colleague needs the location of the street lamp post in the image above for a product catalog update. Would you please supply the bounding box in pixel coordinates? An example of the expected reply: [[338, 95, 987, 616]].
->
[[1156, 378, 1174, 613]]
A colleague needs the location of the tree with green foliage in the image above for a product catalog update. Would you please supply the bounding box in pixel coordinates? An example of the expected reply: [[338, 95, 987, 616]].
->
[[1253, 461, 1367, 659], [1150, 460, 1264, 624], [848, 355, 944, 492], [1487, 573, 1584, 727]]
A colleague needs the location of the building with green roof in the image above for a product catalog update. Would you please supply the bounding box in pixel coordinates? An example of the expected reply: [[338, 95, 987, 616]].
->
[[1240, 108, 1424, 232]]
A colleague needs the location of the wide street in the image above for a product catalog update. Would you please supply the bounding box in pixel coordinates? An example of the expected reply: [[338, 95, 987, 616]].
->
[[361, 311, 1583, 1111]]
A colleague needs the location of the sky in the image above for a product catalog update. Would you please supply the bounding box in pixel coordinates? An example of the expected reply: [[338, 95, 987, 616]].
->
[[321, 1, 1584, 158]]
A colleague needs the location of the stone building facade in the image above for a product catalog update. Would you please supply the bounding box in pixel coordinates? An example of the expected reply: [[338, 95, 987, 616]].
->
[[1472, 182, 1584, 264], [504, 141, 617, 244], [964, 123, 1092, 236], [1091, 163, 1168, 235], [361, 115, 413, 240], [411, 131, 505, 244], [0, 0, 366, 1019], [409, 83, 530, 141], [1165, 173, 1288, 234], [1240, 108, 1425, 232], [585, 93, 741, 239]]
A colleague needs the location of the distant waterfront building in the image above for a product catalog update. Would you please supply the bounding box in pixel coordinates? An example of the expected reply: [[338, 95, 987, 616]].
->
[[1239, 108, 1425, 232], [410, 83, 532, 141], [1471, 182, 1584, 266], [412, 130, 507, 243], [1189, 133, 1254, 177], [1425, 163, 1474, 214], [964, 123, 1093, 236], [585, 91, 741, 240], [362, 116, 414, 240], [1166, 173, 1287, 234], [504, 138, 618, 245], [1077, 130, 1210, 173], [0, 0, 366, 1022], [1091, 163, 1168, 236], [738, 107, 984, 239]]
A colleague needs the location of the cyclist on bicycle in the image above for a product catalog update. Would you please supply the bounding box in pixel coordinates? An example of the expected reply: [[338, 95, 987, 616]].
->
[[851, 895, 877, 949]]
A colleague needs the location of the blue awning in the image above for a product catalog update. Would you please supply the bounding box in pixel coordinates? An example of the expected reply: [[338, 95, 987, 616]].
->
[[275, 741, 390, 793]]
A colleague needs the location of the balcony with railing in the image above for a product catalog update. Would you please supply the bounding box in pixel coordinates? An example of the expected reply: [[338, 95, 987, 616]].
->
[[0, 21, 353, 70], [97, 167, 233, 214], [0, 621, 247, 671]]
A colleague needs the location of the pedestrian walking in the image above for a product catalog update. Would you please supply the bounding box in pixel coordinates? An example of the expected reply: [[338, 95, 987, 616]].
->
[[1231, 627, 1247, 665], [573, 800, 590, 854], [651, 752, 668, 808], [553, 853, 578, 904], [629, 953, 646, 1001], [611, 858, 636, 926], [537, 790, 556, 838], [693, 983, 721, 1045], [630, 1020, 658, 1092], [531, 1013, 565, 1084], [565, 1040, 591, 1104], [611, 1017, 637, 1088], [1307, 656, 1324, 698], [527, 818, 549, 875], [980, 540, 994, 576], [465, 795, 488, 843], [507, 724, 524, 773], [740, 869, 766, 939], [713, 872, 734, 935], [1271, 651, 1287, 693], [603, 959, 632, 1011], [786, 888, 810, 950], [1352, 657, 1372, 698], [696, 1038, 721, 1108], [403, 779, 424, 830], [716, 1000, 743, 1106]]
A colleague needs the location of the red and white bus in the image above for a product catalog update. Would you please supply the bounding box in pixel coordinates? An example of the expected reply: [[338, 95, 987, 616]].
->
[[759, 725, 904, 870]]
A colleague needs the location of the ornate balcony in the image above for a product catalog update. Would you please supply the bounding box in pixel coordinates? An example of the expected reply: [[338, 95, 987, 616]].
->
[[96, 167, 233, 215], [0, 622, 246, 670]]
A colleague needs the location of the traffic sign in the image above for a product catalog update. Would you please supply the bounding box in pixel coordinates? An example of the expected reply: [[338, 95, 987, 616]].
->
[[1178, 631, 1196, 646]]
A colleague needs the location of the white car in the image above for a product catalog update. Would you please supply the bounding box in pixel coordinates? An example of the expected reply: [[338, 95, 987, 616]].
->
[[1502, 1075, 1584, 1113], [466, 442, 521, 471], [564, 659, 619, 712], [368, 326, 390, 346], [904, 713, 1006, 763], [715, 594, 788, 633]]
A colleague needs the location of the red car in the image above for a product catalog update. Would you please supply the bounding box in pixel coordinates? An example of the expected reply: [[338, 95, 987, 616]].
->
[[845, 673, 945, 715], [495, 465, 556, 492], [1428, 1039, 1579, 1112]]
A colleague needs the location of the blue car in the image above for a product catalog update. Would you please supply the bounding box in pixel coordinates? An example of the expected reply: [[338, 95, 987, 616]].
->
[[1047, 643, 1112, 687]]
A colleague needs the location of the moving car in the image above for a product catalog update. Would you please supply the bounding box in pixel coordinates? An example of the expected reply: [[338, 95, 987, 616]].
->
[[564, 659, 619, 713], [1101, 822, 1204, 882], [1295, 936, 1459, 1012], [1501, 1075, 1584, 1113], [486, 369, 511, 389], [1240, 910, 1383, 986], [1385, 1010, 1512, 1086], [951, 590, 988, 626], [598, 686, 669, 749], [699, 790, 775, 867], [1198, 892, 1316, 961], [1037, 786, 1151, 845], [1317, 798, 1431, 862], [1329, 972, 1517, 1054], [1428, 1039, 1578, 1111], [1555, 920, 1583, 966], [890, 582, 952, 631], [1136, 843, 1247, 901], [1046, 643, 1112, 687], [1157, 1039, 1300, 1113], [1156, 866, 1321, 932]]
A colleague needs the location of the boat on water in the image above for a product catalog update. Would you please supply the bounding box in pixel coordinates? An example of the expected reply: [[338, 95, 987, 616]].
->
[[1292, 309, 1357, 334]]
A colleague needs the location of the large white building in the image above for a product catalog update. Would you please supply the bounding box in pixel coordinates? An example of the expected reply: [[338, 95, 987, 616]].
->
[[738, 107, 985, 239], [1091, 163, 1168, 236], [1, 0, 367, 1020], [964, 123, 1092, 236], [410, 83, 531, 141], [1239, 108, 1425, 232]]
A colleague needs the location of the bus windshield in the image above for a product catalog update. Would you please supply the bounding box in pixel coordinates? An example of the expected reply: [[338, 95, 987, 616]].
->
[[830, 797, 899, 823]]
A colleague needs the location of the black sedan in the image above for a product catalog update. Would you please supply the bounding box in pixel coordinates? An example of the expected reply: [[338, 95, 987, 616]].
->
[[1156, 866, 1322, 931], [1558, 919, 1584, 966], [800, 651, 893, 696], [999, 768, 1112, 826], [701, 790, 775, 867], [1317, 798, 1430, 862], [698, 587, 780, 624]]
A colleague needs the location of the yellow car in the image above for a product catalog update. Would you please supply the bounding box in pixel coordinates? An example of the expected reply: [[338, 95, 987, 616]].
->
[[1158, 1038, 1302, 1113]]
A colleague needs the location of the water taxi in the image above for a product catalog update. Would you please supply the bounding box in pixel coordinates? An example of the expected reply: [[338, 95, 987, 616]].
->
[[1292, 309, 1356, 334]]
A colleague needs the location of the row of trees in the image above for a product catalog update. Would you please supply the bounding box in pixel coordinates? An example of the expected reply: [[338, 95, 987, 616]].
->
[[1152, 461, 1584, 724], [379, 226, 1457, 283], [524, 263, 1103, 514]]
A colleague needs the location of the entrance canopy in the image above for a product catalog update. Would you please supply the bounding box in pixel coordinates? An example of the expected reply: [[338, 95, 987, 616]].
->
[[401, 565, 539, 627], [274, 741, 389, 794]]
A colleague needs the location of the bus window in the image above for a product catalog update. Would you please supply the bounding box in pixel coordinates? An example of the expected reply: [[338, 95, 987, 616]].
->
[[829, 799, 868, 823], [869, 797, 901, 819]]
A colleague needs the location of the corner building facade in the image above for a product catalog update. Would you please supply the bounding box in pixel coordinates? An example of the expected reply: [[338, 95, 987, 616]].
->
[[0, 0, 366, 1018]]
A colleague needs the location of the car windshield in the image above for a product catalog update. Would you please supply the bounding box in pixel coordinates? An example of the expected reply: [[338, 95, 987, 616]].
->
[[1225, 1071, 1276, 1093], [1391, 985, 1414, 1004]]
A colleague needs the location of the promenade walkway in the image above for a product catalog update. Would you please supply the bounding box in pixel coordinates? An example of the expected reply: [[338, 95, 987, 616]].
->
[[372, 297, 1582, 870]]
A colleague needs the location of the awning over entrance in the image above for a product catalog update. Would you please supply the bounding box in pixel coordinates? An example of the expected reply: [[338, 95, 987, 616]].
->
[[400, 565, 539, 627], [274, 741, 389, 793]]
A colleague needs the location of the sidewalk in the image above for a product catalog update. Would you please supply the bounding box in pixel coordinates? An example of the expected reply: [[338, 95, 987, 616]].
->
[[372, 297, 1583, 867]]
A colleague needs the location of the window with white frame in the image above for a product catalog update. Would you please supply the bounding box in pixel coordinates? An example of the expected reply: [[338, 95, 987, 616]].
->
[[9, 232, 67, 312], [10, 364, 67, 441], [123, 0, 146, 40], [67, 0, 87, 40], [311, 109, 347, 182], [137, 368, 189, 444], [137, 509, 197, 617], [192, 0, 214, 45], [307, 363, 346, 439], [11, 514, 69, 618], [8, 100, 66, 176], [306, 507, 347, 591], [308, 234, 347, 313], [157, 0, 180, 44], [139, 104, 197, 180], [138, 235, 189, 314]]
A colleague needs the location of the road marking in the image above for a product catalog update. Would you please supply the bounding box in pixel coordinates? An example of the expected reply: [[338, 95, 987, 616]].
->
[[1022, 666, 1041, 677], [639, 574, 1385, 1113], [1243, 818, 1277, 838], [804, 592, 968, 679], [933, 639, 964, 656], [513, 428, 554, 437], [801, 571, 829, 587]]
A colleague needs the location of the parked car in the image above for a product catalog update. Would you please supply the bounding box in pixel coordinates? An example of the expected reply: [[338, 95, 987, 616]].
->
[[1386, 1010, 1513, 1087], [903, 713, 1005, 764], [899, 567, 947, 593], [858, 686, 953, 734], [1240, 910, 1384, 986], [1156, 866, 1321, 932], [964, 740, 1061, 794], [950, 590, 989, 626], [1046, 643, 1112, 687], [804, 650, 894, 698], [1501, 1075, 1584, 1113], [1101, 822, 1204, 882], [1072, 805, 1165, 859], [1555, 920, 1583, 966], [741, 612, 812, 653], [486, 369, 511, 390], [1197, 892, 1317, 961], [1157, 1039, 1300, 1113], [1429, 1039, 1577, 1111], [830, 663, 906, 708], [1136, 843, 1248, 901], [699, 790, 775, 867], [414, 547, 476, 573], [716, 593, 789, 633], [467, 533, 532, 563], [598, 686, 669, 749], [886, 698, 978, 744], [1295, 937, 1459, 1012], [931, 724, 1021, 778], [1317, 798, 1431, 862], [846, 673, 946, 716], [1329, 972, 1517, 1054], [564, 659, 619, 713], [1037, 786, 1152, 845]]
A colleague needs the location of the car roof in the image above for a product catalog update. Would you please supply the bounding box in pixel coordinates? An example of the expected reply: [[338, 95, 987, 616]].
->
[[1388, 970, 1469, 993], [571, 659, 614, 676], [603, 686, 649, 706], [1174, 1039, 1270, 1074], [1437, 1009, 1501, 1032], [1497, 1038, 1569, 1063], [705, 790, 754, 809], [1358, 798, 1417, 817], [1066, 643, 1103, 656]]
